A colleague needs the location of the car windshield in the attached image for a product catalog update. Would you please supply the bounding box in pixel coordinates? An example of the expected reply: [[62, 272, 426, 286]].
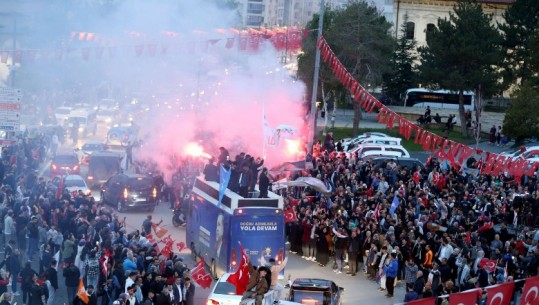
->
[[69, 117, 87, 124], [213, 282, 237, 295], [64, 179, 86, 187], [128, 177, 153, 189], [53, 156, 78, 164]]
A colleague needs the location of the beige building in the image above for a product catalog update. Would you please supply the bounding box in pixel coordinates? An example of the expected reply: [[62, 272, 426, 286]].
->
[[392, 0, 514, 45], [240, 0, 384, 27]]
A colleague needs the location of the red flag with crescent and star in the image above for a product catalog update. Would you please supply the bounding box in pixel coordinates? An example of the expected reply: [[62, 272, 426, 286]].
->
[[190, 258, 212, 289], [520, 276, 539, 305], [479, 258, 498, 273], [285, 207, 296, 223], [486, 281, 515, 305], [226, 244, 250, 294]]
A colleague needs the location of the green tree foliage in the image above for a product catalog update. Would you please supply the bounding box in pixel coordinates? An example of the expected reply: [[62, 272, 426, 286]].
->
[[297, 1, 395, 136], [382, 15, 418, 104], [503, 81, 539, 141], [418, 0, 503, 136], [499, 0, 539, 86]]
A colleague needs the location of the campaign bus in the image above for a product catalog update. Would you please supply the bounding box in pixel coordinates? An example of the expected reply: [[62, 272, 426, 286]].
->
[[186, 177, 286, 279], [403, 88, 474, 110]]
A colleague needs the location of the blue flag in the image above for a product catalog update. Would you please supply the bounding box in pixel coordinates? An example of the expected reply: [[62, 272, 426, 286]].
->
[[389, 195, 400, 215], [218, 165, 231, 207]]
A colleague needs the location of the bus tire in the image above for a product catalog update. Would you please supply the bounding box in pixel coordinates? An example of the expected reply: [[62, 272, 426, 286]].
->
[[210, 259, 217, 280], [190, 243, 197, 260]]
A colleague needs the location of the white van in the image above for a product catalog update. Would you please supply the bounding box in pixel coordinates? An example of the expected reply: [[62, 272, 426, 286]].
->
[[66, 109, 98, 137], [355, 136, 402, 146], [347, 144, 410, 159]]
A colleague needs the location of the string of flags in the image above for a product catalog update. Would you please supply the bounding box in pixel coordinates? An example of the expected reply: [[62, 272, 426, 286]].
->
[[0, 27, 307, 64], [316, 36, 539, 181]]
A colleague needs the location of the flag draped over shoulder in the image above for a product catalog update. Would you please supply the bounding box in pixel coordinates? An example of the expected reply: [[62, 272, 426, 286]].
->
[[226, 244, 250, 295], [389, 195, 400, 215], [219, 164, 231, 206]]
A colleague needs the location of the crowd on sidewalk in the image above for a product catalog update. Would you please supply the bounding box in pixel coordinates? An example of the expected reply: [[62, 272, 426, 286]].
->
[[283, 140, 539, 302], [0, 135, 197, 305]]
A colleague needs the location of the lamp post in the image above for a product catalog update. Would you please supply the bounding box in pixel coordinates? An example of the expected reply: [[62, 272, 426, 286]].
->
[[308, 0, 325, 153]]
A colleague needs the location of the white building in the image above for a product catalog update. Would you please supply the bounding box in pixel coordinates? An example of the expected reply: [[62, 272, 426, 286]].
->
[[392, 0, 513, 45], [238, 0, 394, 28]]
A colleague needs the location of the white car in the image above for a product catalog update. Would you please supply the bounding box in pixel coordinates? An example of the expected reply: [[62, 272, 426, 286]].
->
[[54, 107, 73, 125], [500, 146, 539, 160], [63, 175, 91, 196], [208, 273, 293, 305], [341, 132, 390, 151], [346, 144, 410, 159]]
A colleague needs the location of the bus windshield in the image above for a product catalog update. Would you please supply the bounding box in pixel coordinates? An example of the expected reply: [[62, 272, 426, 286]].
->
[[404, 88, 474, 110]]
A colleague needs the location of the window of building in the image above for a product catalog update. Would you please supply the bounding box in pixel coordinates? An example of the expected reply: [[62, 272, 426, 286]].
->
[[405, 22, 415, 40], [426, 23, 436, 40]]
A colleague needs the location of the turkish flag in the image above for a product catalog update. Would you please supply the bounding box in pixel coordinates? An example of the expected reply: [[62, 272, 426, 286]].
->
[[450, 288, 481, 305], [406, 297, 436, 305], [191, 258, 212, 289], [226, 244, 250, 294], [284, 207, 296, 223], [479, 258, 498, 273], [152, 224, 168, 239], [486, 281, 515, 305], [146, 234, 156, 244], [520, 276, 539, 305], [176, 242, 186, 252]]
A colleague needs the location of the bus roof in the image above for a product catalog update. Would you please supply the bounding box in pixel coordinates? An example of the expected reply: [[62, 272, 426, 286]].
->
[[191, 177, 284, 212], [405, 88, 474, 95]]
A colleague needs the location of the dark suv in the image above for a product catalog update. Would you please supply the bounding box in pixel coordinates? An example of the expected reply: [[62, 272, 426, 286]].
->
[[100, 173, 157, 212], [288, 278, 343, 305]]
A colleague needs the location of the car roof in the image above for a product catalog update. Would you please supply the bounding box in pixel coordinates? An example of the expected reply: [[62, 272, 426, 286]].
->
[[64, 175, 85, 180], [54, 154, 77, 159]]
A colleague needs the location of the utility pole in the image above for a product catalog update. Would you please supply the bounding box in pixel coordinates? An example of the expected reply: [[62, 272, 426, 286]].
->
[[308, 0, 324, 152], [10, 17, 17, 87]]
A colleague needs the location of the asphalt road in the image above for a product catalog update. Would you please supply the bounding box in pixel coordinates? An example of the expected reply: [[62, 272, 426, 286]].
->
[[21, 121, 408, 305]]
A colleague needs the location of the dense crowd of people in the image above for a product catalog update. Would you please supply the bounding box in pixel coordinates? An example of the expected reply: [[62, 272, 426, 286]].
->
[[0, 135, 196, 305], [281, 141, 539, 303]]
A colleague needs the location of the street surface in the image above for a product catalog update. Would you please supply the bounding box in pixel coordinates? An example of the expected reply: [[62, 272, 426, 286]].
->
[[24, 109, 511, 305]]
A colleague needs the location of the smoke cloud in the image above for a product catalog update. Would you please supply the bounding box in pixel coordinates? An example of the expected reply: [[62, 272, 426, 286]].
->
[[9, 0, 308, 180]]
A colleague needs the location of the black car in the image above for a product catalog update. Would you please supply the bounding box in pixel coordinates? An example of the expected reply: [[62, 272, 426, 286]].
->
[[100, 173, 158, 212], [368, 156, 425, 171], [288, 278, 343, 305]]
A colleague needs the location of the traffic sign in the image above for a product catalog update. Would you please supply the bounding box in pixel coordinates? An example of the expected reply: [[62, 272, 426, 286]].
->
[[0, 87, 22, 103], [0, 98, 21, 131]]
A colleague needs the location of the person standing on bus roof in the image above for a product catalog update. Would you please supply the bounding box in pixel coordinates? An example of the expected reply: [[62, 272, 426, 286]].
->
[[217, 147, 229, 167], [203, 158, 218, 183], [239, 164, 254, 198], [258, 168, 270, 198]]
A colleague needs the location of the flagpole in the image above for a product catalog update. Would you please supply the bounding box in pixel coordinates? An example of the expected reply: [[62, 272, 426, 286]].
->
[[262, 104, 266, 159]]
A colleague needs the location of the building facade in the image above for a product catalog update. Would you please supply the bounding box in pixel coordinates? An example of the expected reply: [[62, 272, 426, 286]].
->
[[239, 0, 394, 28], [392, 0, 513, 45]]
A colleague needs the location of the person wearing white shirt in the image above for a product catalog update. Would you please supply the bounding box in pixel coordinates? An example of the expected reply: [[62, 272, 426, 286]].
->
[[125, 272, 137, 293], [172, 277, 183, 305], [438, 238, 453, 262]]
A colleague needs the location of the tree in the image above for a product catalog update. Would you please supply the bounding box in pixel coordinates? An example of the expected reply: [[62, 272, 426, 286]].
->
[[503, 81, 539, 141], [298, 1, 395, 136], [499, 0, 539, 86], [418, 0, 503, 137], [382, 14, 419, 104]]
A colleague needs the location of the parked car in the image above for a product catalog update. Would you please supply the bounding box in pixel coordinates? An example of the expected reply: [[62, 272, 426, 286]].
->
[[287, 278, 343, 305], [345, 136, 402, 152], [100, 173, 158, 212], [54, 106, 73, 124], [369, 157, 425, 171], [341, 132, 390, 151], [50, 154, 80, 176], [347, 144, 410, 159]]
